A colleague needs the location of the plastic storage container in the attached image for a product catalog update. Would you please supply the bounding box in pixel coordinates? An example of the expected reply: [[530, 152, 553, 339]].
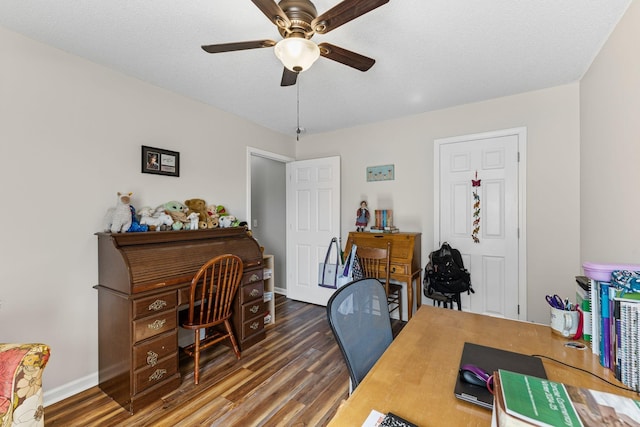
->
[[582, 262, 640, 282]]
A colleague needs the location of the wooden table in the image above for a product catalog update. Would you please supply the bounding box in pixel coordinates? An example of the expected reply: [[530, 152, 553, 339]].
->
[[328, 305, 637, 426]]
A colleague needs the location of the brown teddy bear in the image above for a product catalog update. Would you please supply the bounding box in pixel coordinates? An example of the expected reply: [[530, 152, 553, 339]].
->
[[184, 198, 214, 229], [207, 204, 220, 228]]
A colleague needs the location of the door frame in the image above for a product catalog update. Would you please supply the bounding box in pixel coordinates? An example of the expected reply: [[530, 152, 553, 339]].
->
[[433, 127, 528, 319], [246, 147, 294, 294]]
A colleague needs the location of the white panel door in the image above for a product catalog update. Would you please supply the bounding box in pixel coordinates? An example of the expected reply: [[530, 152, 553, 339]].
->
[[286, 156, 340, 306], [436, 130, 524, 319]]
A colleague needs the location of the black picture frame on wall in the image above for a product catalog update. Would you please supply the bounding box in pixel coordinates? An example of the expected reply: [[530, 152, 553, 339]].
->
[[141, 145, 180, 177]]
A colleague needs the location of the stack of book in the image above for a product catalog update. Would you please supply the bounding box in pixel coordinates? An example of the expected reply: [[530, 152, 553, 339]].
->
[[370, 209, 399, 233], [492, 369, 640, 427], [583, 266, 640, 392], [575, 276, 592, 343]]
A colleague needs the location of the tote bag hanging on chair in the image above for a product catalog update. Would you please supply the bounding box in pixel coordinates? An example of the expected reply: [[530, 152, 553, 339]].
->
[[319, 238, 357, 289], [319, 237, 342, 289]]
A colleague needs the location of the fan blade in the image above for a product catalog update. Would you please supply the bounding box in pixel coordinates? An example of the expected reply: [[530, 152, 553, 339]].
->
[[312, 0, 389, 34], [281, 68, 298, 86], [251, 0, 291, 29], [201, 40, 276, 54], [318, 43, 375, 71]]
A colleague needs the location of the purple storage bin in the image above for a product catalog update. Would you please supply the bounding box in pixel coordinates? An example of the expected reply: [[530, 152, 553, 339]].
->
[[582, 261, 640, 282]]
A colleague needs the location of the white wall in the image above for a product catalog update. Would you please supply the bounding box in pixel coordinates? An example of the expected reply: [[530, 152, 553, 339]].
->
[[580, 1, 640, 264], [3, 1, 638, 402], [0, 26, 294, 401], [296, 84, 581, 325]]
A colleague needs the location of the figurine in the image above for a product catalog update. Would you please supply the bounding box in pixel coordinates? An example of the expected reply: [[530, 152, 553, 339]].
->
[[355, 200, 370, 232]]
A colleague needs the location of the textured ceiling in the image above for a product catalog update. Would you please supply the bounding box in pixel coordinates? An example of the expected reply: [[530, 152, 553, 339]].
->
[[0, 1, 631, 136]]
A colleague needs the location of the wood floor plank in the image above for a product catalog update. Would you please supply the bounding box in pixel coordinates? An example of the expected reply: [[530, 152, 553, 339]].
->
[[45, 295, 405, 426]]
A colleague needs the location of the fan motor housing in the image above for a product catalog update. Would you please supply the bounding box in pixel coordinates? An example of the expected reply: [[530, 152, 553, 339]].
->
[[278, 0, 318, 38]]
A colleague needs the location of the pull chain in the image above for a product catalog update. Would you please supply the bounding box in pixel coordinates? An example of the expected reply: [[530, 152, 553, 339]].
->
[[296, 79, 301, 141]]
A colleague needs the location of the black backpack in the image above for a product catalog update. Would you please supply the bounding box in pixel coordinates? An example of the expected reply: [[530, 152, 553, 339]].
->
[[423, 242, 474, 296]]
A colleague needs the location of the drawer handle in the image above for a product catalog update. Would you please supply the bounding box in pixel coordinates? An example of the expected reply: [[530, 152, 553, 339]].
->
[[149, 368, 167, 382], [148, 319, 166, 330], [146, 351, 159, 367], [249, 274, 260, 283], [391, 266, 397, 273], [148, 299, 167, 311], [250, 321, 260, 330], [250, 305, 260, 314], [250, 289, 260, 297]]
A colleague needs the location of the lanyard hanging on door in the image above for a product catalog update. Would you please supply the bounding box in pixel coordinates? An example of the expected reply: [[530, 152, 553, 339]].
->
[[472, 171, 481, 243]]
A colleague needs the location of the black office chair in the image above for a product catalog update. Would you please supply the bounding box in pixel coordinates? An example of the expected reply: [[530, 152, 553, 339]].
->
[[326, 278, 394, 393]]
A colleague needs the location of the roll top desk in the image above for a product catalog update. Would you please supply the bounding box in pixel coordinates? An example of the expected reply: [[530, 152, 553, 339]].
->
[[95, 228, 265, 413]]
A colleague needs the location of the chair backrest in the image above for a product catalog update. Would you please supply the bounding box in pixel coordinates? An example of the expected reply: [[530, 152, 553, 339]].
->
[[185, 254, 244, 328], [326, 278, 393, 390], [356, 242, 391, 288]]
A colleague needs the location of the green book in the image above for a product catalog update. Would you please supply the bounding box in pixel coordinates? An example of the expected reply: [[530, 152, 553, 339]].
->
[[496, 369, 640, 427]]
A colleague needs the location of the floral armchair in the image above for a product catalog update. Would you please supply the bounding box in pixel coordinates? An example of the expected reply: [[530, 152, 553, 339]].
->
[[0, 344, 50, 427]]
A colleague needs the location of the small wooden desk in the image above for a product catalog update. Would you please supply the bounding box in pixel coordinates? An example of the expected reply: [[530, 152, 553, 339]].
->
[[344, 232, 421, 320], [328, 305, 637, 426]]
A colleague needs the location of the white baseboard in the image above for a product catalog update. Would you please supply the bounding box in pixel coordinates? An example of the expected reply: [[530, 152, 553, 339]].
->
[[44, 371, 98, 407], [45, 289, 290, 407]]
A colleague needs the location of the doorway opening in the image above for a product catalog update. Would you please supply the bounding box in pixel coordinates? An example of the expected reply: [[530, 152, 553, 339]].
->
[[247, 147, 293, 295]]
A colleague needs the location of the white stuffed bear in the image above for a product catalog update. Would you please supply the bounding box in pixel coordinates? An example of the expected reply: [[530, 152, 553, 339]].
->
[[104, 192, 133, 233], [218, 215, 236, 228], [186, 212, 200, 230]]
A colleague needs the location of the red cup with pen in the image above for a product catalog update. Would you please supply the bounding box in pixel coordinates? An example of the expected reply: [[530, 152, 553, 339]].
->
[[547, 294, 582, 339]]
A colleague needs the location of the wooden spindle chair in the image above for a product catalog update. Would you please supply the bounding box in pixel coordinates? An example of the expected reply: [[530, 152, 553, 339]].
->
[[181, 254, 243, 384], [356, 242, 403, 321]]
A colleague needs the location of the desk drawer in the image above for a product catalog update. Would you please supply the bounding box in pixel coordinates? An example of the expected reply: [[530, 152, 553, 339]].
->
[[241, 281, 264, 304], [133, 355, 178, 394], [242, 300, 266, 320], [133, 291, 177, 320], [390, 263, 409, 275], [133, 331, 177, 370], [242, 269, 263, 285], [133, 310, 177, 343], [242, 315, 264, 338]]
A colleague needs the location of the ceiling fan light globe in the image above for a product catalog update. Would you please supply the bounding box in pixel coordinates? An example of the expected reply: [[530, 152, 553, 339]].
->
[[274, 38, 320, 73]]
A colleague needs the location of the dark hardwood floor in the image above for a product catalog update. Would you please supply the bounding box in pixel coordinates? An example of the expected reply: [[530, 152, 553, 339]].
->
[[45, 295, 405, 426]]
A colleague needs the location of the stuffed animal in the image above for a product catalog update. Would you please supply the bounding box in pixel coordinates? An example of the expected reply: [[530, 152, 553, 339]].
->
[[186, 212, 200, 230], [219, 215, 237, 228], [185, 198, 214, 229], [140, 209, 174, 231], [104, 192, 133, 233], [206, 204, 220, 228], [137, 206, 153, 216], [127, 206, 148, 232], [166, 211, 187, 230], [216, 205, 228, 216], [161, 200, 189, 229], [163, 200, 189, 214]]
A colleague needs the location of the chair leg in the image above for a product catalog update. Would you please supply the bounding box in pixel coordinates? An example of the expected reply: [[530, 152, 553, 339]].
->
[[193, 329, 200, 385], [397, 289, 403, 322], [224, 320, 241, 360]]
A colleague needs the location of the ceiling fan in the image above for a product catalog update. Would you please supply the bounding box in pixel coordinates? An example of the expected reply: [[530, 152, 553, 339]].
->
[[202, 0, 389, 86]]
